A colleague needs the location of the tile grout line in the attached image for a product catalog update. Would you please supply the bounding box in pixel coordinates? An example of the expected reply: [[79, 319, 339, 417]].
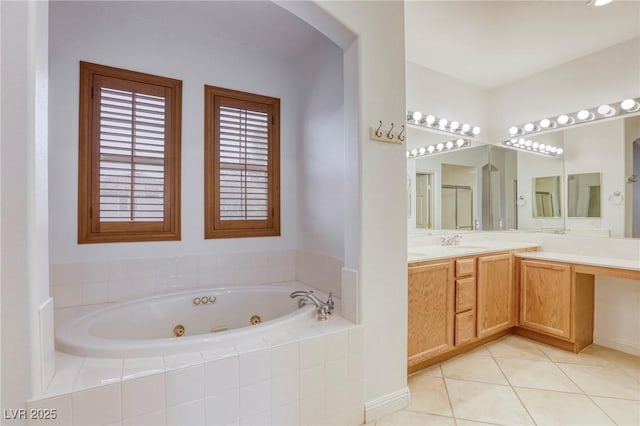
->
[[438, 364, 458, 426], [584, 394, 621, 425]]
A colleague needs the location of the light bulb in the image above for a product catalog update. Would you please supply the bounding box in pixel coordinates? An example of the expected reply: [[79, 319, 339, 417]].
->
[[450, 121, 460, 131], [412, 111, 423, 121], [508, 126, 519, 136], [436, 143, 444, 151], [589, 0, 614, 6], [532, 142, 539, 149], [461, 123, 471, 133], [523, 123, 535, 132], [556, 148, 564, 155], [438, 118, 448, 128], [550, 146, 557, 153], [427, 145, 435, 153], [418, 147, 426, 155], [597, 104, 613, 116], [539, 119, 551, 128], [406, 151, 410, 158], [472, 126, 481, 135], [621, 98, 639, 112], [425, 115, 436, 125], [577, 109, 592, 121], [456, 138, 465, 147], [505, 141, 511, 146], [518, 138, 526, 146], [411, 149, 418, 156], [557, 114, 570, 125], [545, 145, 552, 152], [525, 140, 532, 147], [446, 141, 454, 149]]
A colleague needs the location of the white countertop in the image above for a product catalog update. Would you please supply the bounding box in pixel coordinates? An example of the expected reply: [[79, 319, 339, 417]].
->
[[516, 251, 640, 273], [408, 241, 540, 264]]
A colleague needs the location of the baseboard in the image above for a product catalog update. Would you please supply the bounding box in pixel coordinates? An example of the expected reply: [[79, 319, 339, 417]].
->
[[593, 334, 640, 356], [364, 386, 410, 423]]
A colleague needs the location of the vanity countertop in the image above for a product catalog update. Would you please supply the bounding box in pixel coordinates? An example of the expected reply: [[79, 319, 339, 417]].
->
[[516, 251, 640, 273], [408, 241, 540, 264]]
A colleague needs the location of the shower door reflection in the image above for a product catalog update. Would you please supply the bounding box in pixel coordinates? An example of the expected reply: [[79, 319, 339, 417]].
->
[[442, 185, 473, 230]]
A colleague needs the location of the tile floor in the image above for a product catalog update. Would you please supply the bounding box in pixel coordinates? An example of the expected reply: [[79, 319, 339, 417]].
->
[[376, 335, 640, 426]]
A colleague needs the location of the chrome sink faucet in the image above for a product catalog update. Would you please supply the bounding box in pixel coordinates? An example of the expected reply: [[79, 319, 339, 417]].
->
[[440, 234, 462, 246], [290, 290, 335, 321]]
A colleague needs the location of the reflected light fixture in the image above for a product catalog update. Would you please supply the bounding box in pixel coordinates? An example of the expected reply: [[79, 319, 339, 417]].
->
[[406, 138, 472, 159], [503, 138, 563, 157], [407, 110, 481, 138]]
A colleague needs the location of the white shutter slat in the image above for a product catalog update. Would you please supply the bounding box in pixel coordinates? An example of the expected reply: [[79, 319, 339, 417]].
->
[[98, 87, 167, 223], [218, 105, 269, 221]]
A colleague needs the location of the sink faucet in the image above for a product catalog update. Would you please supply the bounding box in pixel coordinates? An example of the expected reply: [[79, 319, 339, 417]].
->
[[290, 290, 335, 321], [440, 234, 462, 246]]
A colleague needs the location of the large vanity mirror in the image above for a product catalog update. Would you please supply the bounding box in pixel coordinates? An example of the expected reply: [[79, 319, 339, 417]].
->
[[567, 172, 601, 218]]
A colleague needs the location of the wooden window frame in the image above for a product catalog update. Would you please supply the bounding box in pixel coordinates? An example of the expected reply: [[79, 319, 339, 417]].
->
[[78, 61, 182, 243], [204, 85, 280, 239]]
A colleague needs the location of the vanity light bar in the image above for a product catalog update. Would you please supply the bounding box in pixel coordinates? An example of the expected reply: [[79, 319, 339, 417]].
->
[[407, 110, 481, 138], [502, 138, 563, 156], [507, 97, 640, 137], [407, 138, 472, 158]]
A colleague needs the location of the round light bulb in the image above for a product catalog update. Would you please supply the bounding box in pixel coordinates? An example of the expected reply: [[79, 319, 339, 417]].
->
[[532, 142, 539, 149], [523, 123, 535, 132], [505, 141, 512, 146], [557, 114, 570, 125], [508, 126, 519, 136], [461, 123, 471, 133], [438, 118, 448, 128], [472, 126, 481, 135], [577, 109, 592, 121], [446, 141, 454, 149], [539, 144, 546, 151], [418, 147, 426, 155], [427, 145, 435, 153], [450, 121, 460, 131], [412, 111, 423, 121], [550, 146, 557, 153], [539, 119, 551, 128], [545, 145, 552, 152], [411, 149, 418, 156], [597, 104, 613, 116], [456, 138, 465, 147], [425, 115, 436, 125], [525, 139, 532, 147], [436, 143, 444, 151], [556, 148, 564, 155], [406, 151, 410, 158], [518, 138, 526, 146], [621, 98, 639, 112]]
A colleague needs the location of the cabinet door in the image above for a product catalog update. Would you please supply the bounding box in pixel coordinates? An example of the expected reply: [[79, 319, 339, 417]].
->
[[477, 253, 514, 338], [408, 262, 454, 366], [520, 260, 572, 339]]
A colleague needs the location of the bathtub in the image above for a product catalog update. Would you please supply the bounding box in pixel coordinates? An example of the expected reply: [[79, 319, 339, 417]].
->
[[55, 283, 318, 358]]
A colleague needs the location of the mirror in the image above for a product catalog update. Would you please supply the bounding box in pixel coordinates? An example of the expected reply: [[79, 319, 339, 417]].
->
[[567, 172, 601, 218], [533, 176, 561, 218]]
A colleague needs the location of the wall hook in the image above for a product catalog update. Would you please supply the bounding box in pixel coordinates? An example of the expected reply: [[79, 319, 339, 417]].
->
[[375, 120, 383, 137], [386, 122, 395, 140], [398, 124, 405, 142]]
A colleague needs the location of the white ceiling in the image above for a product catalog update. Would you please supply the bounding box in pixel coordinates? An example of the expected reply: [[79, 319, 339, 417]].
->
[[405, 0, 640, 89]]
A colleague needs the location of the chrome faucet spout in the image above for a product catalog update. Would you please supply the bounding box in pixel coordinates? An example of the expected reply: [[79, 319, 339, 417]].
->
[[290, 290, 334, 321]]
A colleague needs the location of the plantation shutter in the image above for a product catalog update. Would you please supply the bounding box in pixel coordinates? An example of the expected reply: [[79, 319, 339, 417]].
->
[[204, 85, 280, 239], [218, 105, 269, 220], [96, 82, 167, 223]]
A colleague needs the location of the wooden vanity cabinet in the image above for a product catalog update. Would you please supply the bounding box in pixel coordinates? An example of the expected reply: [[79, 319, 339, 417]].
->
[[477, 253, 515, 338], [408, 261, 454, 367]]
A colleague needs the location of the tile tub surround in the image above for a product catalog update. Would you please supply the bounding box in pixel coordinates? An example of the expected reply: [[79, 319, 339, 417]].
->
[[375, 335, 640, 426], [29, 317, 364, 426]]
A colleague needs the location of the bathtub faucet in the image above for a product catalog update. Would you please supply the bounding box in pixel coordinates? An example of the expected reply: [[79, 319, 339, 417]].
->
[[289, 290, 335, 321]]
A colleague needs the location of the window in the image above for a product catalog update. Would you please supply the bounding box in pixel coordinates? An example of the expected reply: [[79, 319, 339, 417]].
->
[[78, 61, 182, 243], [204, 85, 280, 238]]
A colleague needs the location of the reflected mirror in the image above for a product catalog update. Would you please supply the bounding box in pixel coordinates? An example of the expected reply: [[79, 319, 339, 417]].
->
[[567, 172, 601, 218], [533, 176, 561, 218]]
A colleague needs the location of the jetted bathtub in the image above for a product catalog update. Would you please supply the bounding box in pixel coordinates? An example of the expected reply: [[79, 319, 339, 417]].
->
[[55, 283, 317, 358]]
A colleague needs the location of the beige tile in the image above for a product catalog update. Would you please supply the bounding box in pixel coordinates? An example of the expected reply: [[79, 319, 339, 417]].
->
[[515, 387, 614, 426], [441, 351, 508, 385], [558, 363, 640, 400], [406, 375, 452, 417], [409, 364, 442, 378], [591, 396, 640, 426], [445, 379, 533, 425], [486, 335, 548, 360], [495, 357, 581, 393], [537, 343, 612, 367], [455, 420, 501, 426], [588, 345, 640, 381], [376, 410, 455, 426]]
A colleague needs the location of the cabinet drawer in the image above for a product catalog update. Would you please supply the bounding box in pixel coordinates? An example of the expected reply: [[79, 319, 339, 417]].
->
[[456, 277, 476, 313], [455, 258, 476, 277], [455, 310, 476, 346]]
